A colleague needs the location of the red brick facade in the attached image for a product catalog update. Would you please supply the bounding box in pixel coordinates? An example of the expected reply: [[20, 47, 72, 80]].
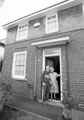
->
[[2, 3, 84, 110]]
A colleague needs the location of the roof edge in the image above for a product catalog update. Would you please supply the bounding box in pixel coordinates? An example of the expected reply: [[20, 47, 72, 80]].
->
[[3, 0, 76, 30]]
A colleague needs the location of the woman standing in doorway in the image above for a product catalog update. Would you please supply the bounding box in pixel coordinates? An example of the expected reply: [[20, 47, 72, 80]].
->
[[49, 67, 60, 99]]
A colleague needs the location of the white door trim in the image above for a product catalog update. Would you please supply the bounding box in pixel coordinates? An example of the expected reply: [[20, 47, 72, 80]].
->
[[42, 48, 63, 101]]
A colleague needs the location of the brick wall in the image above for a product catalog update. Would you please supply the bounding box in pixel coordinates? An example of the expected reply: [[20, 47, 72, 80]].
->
[[34, 29, 84, 108], [2, 3, 84, 110], [2, 40, 37, 100], [67, 30, 84, 108], [6, 26, 17, 45], [6, 4, 84, 45], [58, 4, 84, 33], [29, 17, 45, 39], [2, 28, 84, 109]]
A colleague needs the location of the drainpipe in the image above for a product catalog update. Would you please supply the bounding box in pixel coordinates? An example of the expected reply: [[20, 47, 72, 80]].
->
[[34, 49, 37, 100], [65, 43, 70, 97]]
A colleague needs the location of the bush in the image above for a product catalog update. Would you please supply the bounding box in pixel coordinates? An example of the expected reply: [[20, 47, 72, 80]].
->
[[0, 73, 13, 111], [62, 93, 73, 110], [61, 93, 73, 120]]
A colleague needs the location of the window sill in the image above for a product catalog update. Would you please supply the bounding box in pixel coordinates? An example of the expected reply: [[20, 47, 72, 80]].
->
[[12, 77, 27, 81], [46, 30, 58, 34]]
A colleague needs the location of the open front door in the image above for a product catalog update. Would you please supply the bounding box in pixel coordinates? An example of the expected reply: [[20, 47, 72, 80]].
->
[[45, 56, 60, 100], [43, 48, 62, 101]]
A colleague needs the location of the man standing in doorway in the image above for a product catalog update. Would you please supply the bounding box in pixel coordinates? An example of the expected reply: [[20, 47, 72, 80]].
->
[[42, 66, 50, 102]]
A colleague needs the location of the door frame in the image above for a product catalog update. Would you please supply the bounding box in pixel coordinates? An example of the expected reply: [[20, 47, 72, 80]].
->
[[42, 48, 63, 101]]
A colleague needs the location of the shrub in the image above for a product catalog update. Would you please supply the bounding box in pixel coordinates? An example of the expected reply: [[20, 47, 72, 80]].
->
[[0, 73, 13, 111], [61, 93, 73, 120]]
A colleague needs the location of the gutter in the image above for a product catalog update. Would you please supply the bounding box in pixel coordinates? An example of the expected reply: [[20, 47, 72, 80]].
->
[[3, 0, 77, 30]]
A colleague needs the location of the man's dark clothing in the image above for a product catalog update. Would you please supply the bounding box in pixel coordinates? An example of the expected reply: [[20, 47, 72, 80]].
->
[[42, 71, 50, 101]]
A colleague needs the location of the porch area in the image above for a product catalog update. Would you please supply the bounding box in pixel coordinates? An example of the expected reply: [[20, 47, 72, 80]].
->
[[8, 95, 63, 120]]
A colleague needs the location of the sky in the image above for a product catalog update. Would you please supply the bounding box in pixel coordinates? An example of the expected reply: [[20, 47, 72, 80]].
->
[[0, 0, 63, 39]]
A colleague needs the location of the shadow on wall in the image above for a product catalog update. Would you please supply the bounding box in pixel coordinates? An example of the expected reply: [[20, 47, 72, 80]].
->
[[0, 60, 3, 72], [0, 43, 5, 72]]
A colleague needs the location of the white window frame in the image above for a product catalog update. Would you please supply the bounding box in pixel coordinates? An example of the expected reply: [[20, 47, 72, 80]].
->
[[46, 13, 58, 34], [16, 23, 28, 41], [12, 51, 27, 80]]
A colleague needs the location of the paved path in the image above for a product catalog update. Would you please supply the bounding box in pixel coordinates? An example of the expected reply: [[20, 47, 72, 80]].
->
[[9, 95, 62, 120]]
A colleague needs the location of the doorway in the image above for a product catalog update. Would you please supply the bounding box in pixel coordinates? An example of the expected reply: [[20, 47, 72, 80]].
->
[[43, 48, 62, 101], [45, 56, 60, 100]]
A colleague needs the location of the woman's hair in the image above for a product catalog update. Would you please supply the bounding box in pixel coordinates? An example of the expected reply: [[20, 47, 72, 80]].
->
[[50, 67, 54, 71]]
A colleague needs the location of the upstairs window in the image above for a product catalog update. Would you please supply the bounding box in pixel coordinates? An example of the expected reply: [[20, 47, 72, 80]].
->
[[46, 14, 58, 33], [16, 24, 28, 41], [12, 51, 27, 79]]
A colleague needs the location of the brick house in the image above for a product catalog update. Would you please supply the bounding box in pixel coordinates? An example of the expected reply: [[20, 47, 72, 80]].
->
[[2, 0, 84, 110]]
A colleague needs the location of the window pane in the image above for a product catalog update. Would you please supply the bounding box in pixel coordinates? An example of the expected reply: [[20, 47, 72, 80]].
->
[[16, 24, 28, 40], [47, 21, 56, 32], [12, 51, 26, 79], [46, 14, 58, 33], [18, 30, 28, 40]]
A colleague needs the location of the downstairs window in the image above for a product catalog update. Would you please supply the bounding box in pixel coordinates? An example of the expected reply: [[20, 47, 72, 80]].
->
[[12, 51, 27, 80]]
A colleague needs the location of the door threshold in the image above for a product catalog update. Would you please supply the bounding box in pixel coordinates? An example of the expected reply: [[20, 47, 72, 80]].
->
[[47, 99, 63, 108], [38, 99, 64, 108], [48, 99, 60, 102]]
